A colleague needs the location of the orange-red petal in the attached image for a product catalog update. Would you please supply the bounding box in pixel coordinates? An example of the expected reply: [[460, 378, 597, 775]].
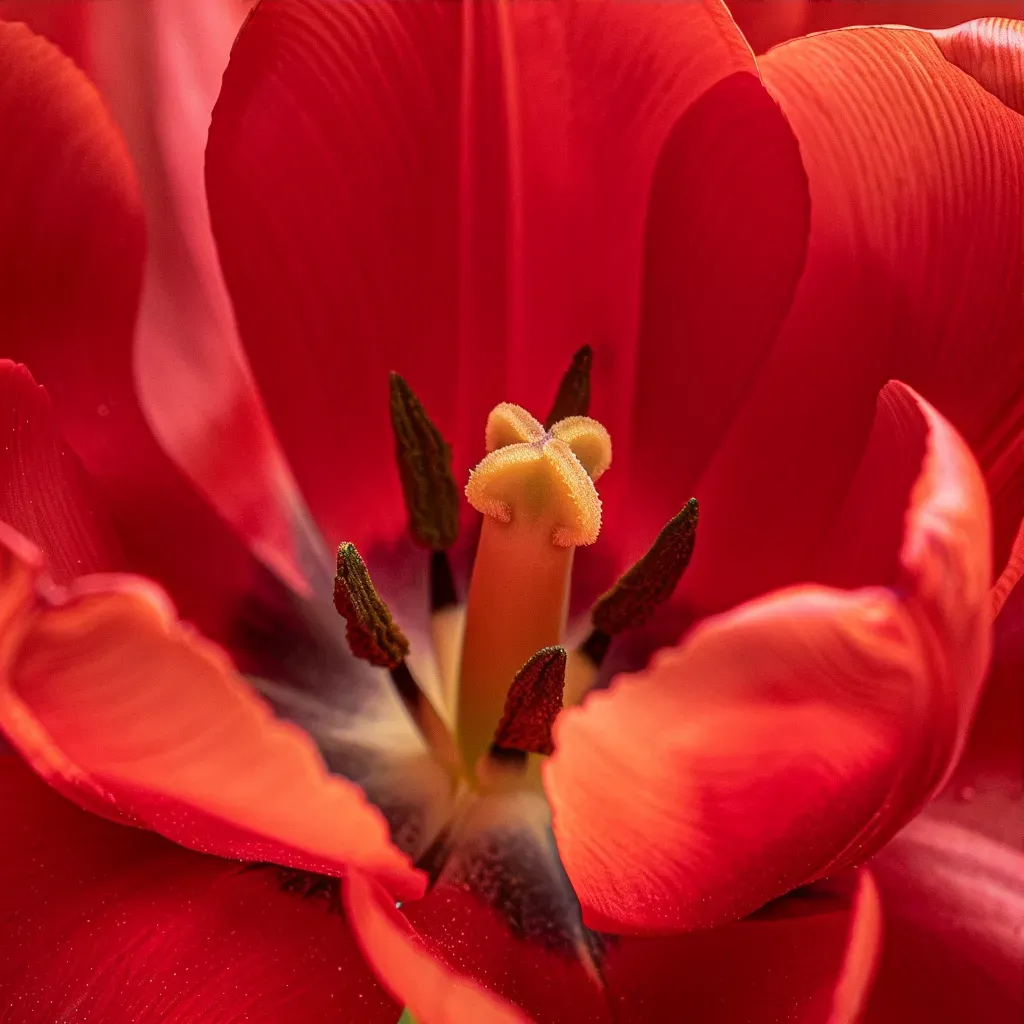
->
[[0, 532, 424, 901], [0, 754, 400, 1022], [544, 384, 992, 932]]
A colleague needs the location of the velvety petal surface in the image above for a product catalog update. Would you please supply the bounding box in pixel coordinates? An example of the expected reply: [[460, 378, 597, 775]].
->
[[207, 0, 809, 561], [346, 871, 531, 1024], [0, 361, 122, 582], [863, 815, 1024, 1022], [0, 533, 424, 900], [545, 384, 993, 932], [668, 20, 1023, 619], [399, 790, 613, 1024], [0, 754, 400, 1023], [604, 871, 882, 1023], [349, 803, 881, 1024]]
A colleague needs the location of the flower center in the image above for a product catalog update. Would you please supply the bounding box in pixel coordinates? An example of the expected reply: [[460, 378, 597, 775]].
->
[[332, 349, 699, 792], [458, 403, 610, 770]]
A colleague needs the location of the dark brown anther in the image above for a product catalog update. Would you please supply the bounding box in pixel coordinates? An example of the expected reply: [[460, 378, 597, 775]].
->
[[389, 372, 460, 551], [590, 498, 699, 638], [544, 345, 593, 430], [491, 646, 567, 757], [333, 542, 410, 669]]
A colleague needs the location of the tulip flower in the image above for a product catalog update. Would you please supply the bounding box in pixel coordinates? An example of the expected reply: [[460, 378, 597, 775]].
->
[[0, 3, 1021, 1022]]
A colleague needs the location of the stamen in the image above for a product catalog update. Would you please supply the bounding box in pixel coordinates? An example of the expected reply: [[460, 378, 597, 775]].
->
[[333, 542, 409, 669], [388, 372, 463, 713], [458, 404, 611, 769], [590, 497, 699, 639], [492, 646, 566, 756], [389, 372, 460, 552], [565, 499, 699, 706], [335, 543, 460, 770], [544, 344, 593, 430]]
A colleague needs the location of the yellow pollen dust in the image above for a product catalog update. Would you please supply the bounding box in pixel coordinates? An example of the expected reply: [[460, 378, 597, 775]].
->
[[457, 403, 612, 774], [465, 403, 611, 547]]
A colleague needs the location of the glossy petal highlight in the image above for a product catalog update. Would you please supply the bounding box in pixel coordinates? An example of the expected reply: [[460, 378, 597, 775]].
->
[[0, 534, 424, 901], [545, 385, 992, 932]]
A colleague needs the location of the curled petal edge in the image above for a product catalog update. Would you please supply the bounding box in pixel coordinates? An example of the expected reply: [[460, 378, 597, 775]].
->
[[0, 523, 424, 901]]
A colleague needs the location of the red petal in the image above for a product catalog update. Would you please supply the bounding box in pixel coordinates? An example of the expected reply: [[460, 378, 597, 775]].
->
[[727, 1, 808, 54], [806, 3, 1024, 37], [205, 0, 796, 555], [544, 385, 992, 932], [730, 2, 1023, 56], [864, 816, 1024, 1021], [354, 859, 882, 1023], [0, 754, 400, 1022], [991, 518, 1024, 617], [0, 20, 314, 640], [604, 871, 882, 1022], [677, 22, 1023, 618], [621, 69, 809, 559], [86, 0, 323, 596], [0, 534, 424, 900], [0, 361, 122, 581], [932, 18, 1024, 115], [0, 1, 89, 65], [345, 870, 530, 1024], [0, 19, 143, 478], [927, 571, 1023, 846]]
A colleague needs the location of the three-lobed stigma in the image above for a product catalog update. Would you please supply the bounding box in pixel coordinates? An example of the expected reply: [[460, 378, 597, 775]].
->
[[465, 403, 611, 548]]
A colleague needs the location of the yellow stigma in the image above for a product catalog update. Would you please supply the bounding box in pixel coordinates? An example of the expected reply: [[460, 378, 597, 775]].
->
[[457, 403, 611, 772], [465, 404, 610, 546]]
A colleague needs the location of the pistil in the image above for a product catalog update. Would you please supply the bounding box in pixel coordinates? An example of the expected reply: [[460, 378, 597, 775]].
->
[[457, 403, 611, 770]]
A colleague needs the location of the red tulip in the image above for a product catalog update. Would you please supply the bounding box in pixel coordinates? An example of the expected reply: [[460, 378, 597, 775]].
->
[[0, 3, 1021, 1021]]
